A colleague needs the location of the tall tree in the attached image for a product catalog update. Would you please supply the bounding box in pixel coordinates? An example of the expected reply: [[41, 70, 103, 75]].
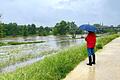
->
[[28, 24, 36, 35], [5, 23, 18, 36], [0, 23, 5, 38], [38, 26, 44, 36], [44, 27, 52, 35], [21, 25, 29, 36], [0, 14, 4, 37], [67, 22, 78, 38], [53, 20, 68, 35]]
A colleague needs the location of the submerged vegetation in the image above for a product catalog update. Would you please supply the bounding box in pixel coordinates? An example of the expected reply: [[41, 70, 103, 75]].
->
[[0, 49, 56, 69], [0, 41, 45, 46], [0, 34, 119, 80], [0, 54, 35, 68], [0, 42, 6, 46], [7, 41, 45, 45]]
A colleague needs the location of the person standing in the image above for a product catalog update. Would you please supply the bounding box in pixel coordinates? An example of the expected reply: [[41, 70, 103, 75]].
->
[[85, 31, 96, 66]]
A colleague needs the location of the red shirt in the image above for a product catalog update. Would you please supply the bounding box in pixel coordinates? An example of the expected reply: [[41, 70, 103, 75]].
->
[[85, 32, 96, 48]]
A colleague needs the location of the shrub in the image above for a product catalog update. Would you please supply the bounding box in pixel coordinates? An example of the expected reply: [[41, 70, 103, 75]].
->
[[96, 43, 103, 49]]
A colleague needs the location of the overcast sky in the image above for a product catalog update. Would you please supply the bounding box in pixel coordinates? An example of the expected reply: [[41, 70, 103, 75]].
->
[[0, 0, 120, 26]]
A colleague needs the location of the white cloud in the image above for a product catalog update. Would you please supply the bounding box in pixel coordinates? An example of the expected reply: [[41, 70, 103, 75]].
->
[[0, 0, 120, 26]]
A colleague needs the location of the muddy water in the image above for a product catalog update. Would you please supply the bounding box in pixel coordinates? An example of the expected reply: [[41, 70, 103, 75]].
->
[[0, 35, 85, 73]]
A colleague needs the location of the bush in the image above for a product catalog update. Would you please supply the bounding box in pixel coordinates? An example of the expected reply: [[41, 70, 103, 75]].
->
[[96, 43, 103, 49]]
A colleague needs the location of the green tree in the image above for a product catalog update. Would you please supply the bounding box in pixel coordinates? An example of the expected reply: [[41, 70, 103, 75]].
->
[[44, 27, 52, 35], [52, 23, 59, 35], [21, 25, 29, 36], [0, 15, 5, 37], [5, 23, 18, 36], [0, 23, 5, 37], [28, 24, 36, 35], [38, 26, 44, 36], [53, 20, 68, 35], [67, 22, 78, 38]]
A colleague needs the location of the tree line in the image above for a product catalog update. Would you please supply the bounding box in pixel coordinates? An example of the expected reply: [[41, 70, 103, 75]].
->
[[0, 20, 83, 38], [93, 24, 120, 34], [0, 20, 120, 38], [0, 23, 52, 37]]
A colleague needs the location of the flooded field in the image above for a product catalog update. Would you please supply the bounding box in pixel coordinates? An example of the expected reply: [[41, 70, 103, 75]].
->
[[0, 35, 85, 73]]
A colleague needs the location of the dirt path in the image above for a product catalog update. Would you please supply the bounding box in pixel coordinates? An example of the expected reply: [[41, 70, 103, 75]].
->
[[64, 37, 120, 80]]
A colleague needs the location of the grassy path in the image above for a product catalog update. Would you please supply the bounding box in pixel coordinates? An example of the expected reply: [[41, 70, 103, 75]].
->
[[64, 37, 120, 80]]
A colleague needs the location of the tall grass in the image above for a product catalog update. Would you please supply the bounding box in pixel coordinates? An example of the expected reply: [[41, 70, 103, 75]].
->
[[0, 34, 119, 80], [96, 34, 119, 50], [0, 50, 57, 69], [0, 54, 35, 68]]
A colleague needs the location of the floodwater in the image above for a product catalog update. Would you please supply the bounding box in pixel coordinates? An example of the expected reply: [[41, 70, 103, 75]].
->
[[0, 35, 85, 73]]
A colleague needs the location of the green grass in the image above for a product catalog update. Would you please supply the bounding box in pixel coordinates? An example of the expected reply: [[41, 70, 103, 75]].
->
[[0, 54, 35, 68], [95, 34, 119, 50], [0, 34, 119, 80]]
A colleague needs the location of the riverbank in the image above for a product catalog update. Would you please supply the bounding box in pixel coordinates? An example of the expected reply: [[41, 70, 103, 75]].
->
[[64, 37, 120, 80], [0, 34, 119, 80]]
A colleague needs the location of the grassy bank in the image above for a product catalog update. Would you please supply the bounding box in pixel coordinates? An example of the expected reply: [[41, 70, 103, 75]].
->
[[0, 34, 119, 80], [0, 54, 35, 68], [0, 41, 45, 46], [0, 49, 57, 69]]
